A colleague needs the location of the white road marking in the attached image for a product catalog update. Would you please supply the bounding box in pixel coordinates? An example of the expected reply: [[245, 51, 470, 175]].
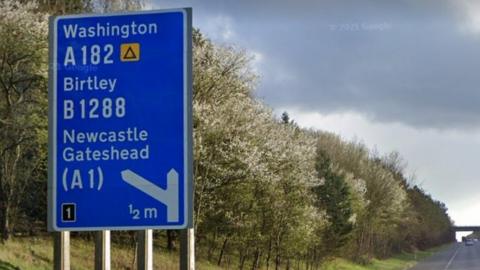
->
[[444, 246, 460, 270]]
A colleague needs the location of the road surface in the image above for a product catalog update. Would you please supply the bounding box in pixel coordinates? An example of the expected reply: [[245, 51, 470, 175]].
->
[[410, 242, 480, 270]]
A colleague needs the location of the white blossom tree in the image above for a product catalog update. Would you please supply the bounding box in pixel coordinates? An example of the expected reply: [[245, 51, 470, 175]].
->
[[0, 0, 48, 241]]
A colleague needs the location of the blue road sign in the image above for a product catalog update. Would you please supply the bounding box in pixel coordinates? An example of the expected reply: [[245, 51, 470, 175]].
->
[[48, 9, 192, 231]]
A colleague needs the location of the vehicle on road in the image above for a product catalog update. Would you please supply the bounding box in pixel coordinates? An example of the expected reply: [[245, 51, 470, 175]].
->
[[465, 239, 474, 246]]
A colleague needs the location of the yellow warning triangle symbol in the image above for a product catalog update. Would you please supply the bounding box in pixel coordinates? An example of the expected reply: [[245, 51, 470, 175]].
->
[[120, 43, 140, 62], [123, 47, 137, 60]]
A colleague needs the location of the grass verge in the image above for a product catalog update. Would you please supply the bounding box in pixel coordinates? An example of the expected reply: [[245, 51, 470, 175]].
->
[[0, 236, 222, 270], [322, 245, 450, 270], [0, 236, 450, 270]]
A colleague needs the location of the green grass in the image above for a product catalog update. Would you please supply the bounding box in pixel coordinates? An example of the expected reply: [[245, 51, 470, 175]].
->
[[322, 245, 450, 270], [0, 236, 450, 270], [0, 236, 222, 270]]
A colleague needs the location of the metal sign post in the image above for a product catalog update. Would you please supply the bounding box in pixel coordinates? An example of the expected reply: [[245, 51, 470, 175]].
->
[[95, 230, 111, 270], [180, 228, 195, 270], [54, 232, 70, 270], [136, 230, 153, 270]]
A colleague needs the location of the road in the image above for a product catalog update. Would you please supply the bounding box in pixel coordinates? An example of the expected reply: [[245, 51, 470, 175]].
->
[[410, 242, 480, 270]]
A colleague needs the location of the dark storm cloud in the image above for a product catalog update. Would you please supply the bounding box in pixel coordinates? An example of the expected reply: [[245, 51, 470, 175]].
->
[[154, 0, 480, 129]]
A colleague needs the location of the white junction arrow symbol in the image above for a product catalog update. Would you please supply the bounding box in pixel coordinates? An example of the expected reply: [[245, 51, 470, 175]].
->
[[121, 169, 179, 222]]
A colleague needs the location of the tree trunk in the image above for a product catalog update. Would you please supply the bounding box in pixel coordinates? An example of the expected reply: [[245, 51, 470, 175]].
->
[[305, 253, 309, 270], [0, 201, 10, 241], [0, 141, 23, 242], [207, 229, 218, 261], [275, 253, 280, 270], [166, 230, 176, 251], [131, 232, 138, 269], [239, 253, 247, 270], [275, 234, 282, 270], [193, 164, 210, 231], [217, 237, 229, 266], [266, 238, 272, 270], [313, 248, 317, 270], [251, 249, 261, 270]]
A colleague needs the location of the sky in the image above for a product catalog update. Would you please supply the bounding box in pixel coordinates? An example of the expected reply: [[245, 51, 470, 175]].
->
[[151, 0, 480, 227]]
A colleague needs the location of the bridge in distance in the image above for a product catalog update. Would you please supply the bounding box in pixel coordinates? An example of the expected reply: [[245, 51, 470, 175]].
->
[[452, 226, 480, 232]]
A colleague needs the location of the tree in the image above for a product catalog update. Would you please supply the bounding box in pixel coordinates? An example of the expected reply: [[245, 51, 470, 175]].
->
[[33, 0, 94, 14], [0, 0, 48, 241], [192, 30, 319, 268], [281, 112, 290, 124], [23, 0, 143, 14], [0, 1, 455, 264], [95, 0, 143, 12], [314, 149, 354, 255]]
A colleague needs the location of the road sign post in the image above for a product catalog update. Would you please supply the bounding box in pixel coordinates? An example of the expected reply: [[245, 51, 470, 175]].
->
[[136, 230, 153, 270], [95, 230, 111, 270], [180, 228, 195, 270], [54, 232, 70, 270], [48, 9, 193, 231]]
